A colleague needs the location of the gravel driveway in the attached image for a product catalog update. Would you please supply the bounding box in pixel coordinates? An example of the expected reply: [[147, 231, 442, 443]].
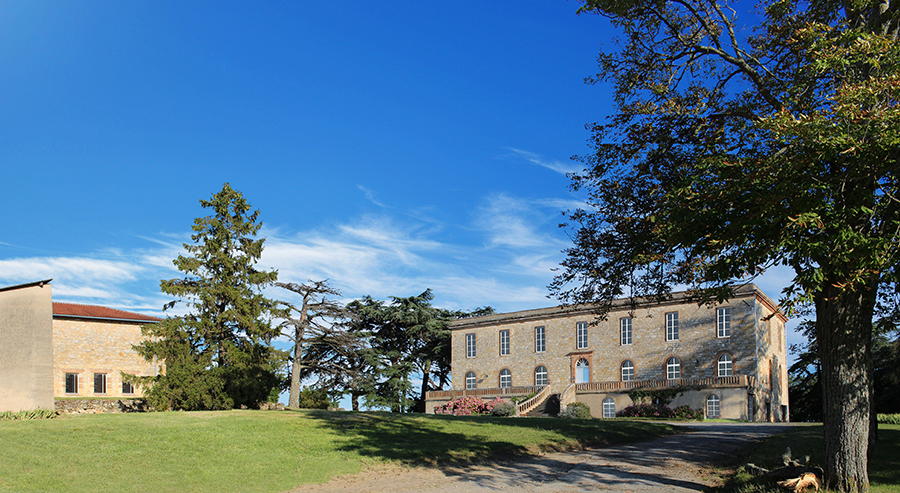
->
[[290, 422, 795, 493]]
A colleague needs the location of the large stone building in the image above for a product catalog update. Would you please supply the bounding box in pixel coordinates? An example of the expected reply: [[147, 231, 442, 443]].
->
[[0, 280, 161, 412], [427, 284, 788, 421]]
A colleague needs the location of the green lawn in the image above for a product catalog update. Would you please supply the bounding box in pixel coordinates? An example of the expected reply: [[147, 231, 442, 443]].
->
[[715, 424, 900, 493], [0, 410, 679, 493]]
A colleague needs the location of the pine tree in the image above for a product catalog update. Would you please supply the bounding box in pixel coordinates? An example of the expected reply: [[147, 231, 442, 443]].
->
[[135, 183, 285, 410]]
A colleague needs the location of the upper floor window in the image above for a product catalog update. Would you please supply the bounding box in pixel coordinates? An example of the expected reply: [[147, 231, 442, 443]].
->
[[93, 373, 107, 394], [718, 353, 733, 377], [666, 312, 679, 341], [666, 356, 681, 380], [65, 373, 78, 394], [465, 371, 477, 390], [499, 369, 512, 388], [499, 329, 510, 356], [620, 317, 632, 345], [466, 333, 476, 358], [535, 365, 548, 386], [717, 307, 731, 338], [535, 326, 546, 353], [576, 322, 588, 349], [621, 360, 635, 382]]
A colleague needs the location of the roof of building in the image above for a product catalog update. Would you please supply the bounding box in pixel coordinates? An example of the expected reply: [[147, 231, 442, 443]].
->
[[53, 302, 162, 323], [0, 279, 53, 293]]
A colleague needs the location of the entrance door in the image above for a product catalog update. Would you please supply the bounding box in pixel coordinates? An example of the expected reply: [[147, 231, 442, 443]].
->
[[575, 358, 590, 383]]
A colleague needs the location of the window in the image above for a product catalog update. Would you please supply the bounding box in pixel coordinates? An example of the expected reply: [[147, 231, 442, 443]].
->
[[575, 358, 590, 383], [465, 371, 477, 390], [535, 326, 546, 353], [65, 373, 78, 394], [718, 353, 733, 377], [717, 307, 731, 338], [466, 333, 476, 358], [621, 360, 635, 382], [602, 397, 615, 418], [666, 312, 679, 341], [666, 357, 681, 380], [499, 369, 512, 388], [94, 373, 107, 394], [122, 380, 135, 394], [576, 322, 588, 349], [706, 394, 721, 418], [535, 365, 548, 386], [499, 329, 510, 356], [620, 317, 632, 345]]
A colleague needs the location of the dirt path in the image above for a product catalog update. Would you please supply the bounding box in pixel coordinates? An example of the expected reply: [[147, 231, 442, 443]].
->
[[289, 422, 794, 493]]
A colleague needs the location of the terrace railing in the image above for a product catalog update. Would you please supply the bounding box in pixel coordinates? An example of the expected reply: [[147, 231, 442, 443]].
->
[[574, 375, 751, 393]]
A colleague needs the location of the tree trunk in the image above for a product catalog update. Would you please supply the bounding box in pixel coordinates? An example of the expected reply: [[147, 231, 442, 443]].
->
[[815, 282, 876, 493], [288, 326, 305, 409], [351, 391, 360, 412]]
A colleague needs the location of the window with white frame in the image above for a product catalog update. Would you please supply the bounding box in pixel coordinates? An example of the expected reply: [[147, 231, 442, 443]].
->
[[620, 317, 632, 345], [535, 365, 548, 386], [535, 326, 546, 353], [706, 394, 720, 418], [576, 321, 588, 349], [65, 373, 78, 394], [621, 360, 635, 382], [499, 329, 510, 356], [602, 397, 615, 418], [717, 307, 731, 338], [718, 353, 733, 377], [666, 312, 679, 341], [93, 373, 107, 394], [465, 371, 477, 390], [499, 369, 512, 388], [466, 333, 476, 358], [666, 356, 681, 380]]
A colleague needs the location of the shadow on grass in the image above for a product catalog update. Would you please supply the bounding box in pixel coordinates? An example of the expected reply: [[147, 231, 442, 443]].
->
[[303, 410, 678, 466]]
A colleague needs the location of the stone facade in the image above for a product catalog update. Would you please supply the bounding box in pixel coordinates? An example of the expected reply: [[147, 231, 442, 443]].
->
[[52, 309, 161, 399], [429, 284, 788, 421]]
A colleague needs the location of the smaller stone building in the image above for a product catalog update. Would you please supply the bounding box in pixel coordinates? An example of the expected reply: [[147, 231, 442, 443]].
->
[[427, 284, 788, 421]]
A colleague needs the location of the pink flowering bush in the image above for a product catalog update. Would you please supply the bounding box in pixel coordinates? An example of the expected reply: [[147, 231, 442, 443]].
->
[[434, 396, 506, 416]]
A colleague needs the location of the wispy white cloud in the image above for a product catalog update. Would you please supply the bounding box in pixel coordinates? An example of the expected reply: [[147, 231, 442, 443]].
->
[[0, 257, 141, 283], [506, 148, 583, 175], [357, 185, 387, 208]]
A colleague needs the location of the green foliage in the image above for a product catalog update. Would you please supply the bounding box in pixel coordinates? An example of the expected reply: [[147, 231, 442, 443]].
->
[[134, 183, 285, 411], [0, 409, 56, 421], [878, 414, 900, 425], [490, 400, 517, 417], [628, 387, 688, 406], [558, 402, 592, 419], [295, 387, 333, 409]]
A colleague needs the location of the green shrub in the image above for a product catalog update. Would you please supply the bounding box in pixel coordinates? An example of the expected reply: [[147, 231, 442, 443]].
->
[[491, 400, 517, 417], [559, 402, 592, 419], [0, 409, 57, 421], [673, 405, 704, 420], [878, 413, 900, 425], [295, 388, 333, 409]]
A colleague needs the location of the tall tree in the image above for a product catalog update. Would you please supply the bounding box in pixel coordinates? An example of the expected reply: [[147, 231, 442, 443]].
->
[[276, 280, 358, 409], [551, 1, 900, 491], [135, 183, 284, 410]]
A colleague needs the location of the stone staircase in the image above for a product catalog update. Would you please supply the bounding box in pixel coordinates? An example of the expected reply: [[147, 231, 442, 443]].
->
[[525, 393, 560, 417]]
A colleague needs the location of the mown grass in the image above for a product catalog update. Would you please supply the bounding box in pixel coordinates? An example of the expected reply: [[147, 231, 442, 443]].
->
[[0, 410, 679, 493], [715, 424, 900, 493]]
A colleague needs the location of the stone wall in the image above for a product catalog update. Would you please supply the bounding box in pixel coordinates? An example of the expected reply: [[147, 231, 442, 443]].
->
[[53, 318, 160, 399], [55, 398, 149, 414]]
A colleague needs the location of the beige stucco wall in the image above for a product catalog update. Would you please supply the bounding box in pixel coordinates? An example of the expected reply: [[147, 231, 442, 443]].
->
[[0, 283, 55, 412], [576, 387, 750, 420], [53, 317, 159, 398]]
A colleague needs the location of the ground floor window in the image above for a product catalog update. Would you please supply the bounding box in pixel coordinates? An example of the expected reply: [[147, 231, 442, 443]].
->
[[499, 369, 512, 388], [122, 380, 135, 394], [65, 373, 78, 394], [94, 373, 107, 394], [602, 397, 615, 418], [534, 366, 548, 386], [621, 360, 634, 381], [465, 371, 477, 390], [576, 358, 590, 383], [706, 394, 720, 418]]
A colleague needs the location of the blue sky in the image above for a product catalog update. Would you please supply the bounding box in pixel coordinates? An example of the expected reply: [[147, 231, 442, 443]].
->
[[0, 2, 803, 371]]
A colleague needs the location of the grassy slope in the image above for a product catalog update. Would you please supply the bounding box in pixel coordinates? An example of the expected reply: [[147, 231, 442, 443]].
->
[[716, 424, 900, 493], [0, 410, 678, 493]]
